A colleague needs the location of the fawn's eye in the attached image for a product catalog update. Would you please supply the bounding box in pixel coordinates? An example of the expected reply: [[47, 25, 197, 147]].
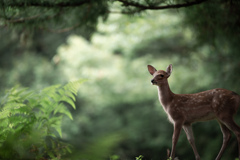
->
[[160, 74, 164, 77]]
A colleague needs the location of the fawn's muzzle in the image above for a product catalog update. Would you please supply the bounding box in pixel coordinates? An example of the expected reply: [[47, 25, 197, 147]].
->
[[151, 79, 156, 84]]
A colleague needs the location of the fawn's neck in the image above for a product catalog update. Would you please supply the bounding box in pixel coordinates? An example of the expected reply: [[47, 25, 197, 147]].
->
[[157, 81, 174, 107]]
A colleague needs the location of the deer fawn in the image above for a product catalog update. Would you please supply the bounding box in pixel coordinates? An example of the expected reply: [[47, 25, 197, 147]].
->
[[147, 64, 240, 160]]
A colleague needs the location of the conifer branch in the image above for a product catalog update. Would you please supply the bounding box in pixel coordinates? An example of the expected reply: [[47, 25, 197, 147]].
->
[[117, 0, 208, 10], [6, 0, 208, 9], [41, 23, 82, 33], [5, 0, 90, 8]]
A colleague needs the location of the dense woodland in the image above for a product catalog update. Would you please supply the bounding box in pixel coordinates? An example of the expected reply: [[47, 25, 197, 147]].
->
[[0, 0, 240, 159]]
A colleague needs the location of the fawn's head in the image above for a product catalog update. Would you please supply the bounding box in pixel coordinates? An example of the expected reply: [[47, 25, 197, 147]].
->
[[147, 64, 173, 86]]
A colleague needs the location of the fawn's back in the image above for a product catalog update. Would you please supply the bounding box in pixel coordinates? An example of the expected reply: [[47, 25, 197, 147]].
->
[[169, 88, 240, 124]]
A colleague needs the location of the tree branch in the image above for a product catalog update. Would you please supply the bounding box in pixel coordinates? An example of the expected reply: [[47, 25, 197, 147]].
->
[[41, 23, 82, 33], [117, 0, 209, 10], [6, 0, 208, 9], [5, 0, 90, 8], [6, 15, 43, 23]]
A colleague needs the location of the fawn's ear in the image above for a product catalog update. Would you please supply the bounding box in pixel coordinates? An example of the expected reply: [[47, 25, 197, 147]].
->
[[166, 64, 173, 76], [147, 65, 157, 75]]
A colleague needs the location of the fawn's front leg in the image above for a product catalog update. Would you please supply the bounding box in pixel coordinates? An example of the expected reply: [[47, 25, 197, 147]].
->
[[170, 122, 183, 159], [183, 125, 200, 160]]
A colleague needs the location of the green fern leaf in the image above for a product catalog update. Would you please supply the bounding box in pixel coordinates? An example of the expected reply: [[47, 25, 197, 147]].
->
[[0, 79, 85, 159]]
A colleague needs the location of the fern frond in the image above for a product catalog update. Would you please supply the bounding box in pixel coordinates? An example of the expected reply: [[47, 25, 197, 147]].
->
[[54, 103, 73, 120], [0, 79, 85, 159]]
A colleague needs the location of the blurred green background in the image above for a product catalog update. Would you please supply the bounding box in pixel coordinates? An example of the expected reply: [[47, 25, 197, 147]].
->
[[1, 0, 240, 159]]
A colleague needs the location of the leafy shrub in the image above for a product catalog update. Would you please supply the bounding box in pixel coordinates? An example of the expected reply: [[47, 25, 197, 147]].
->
[[0, 80, 85, 159]]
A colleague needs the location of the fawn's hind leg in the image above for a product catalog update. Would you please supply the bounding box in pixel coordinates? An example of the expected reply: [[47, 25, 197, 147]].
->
[[215, 122, 232, 160], [220, 117, 240, 160]]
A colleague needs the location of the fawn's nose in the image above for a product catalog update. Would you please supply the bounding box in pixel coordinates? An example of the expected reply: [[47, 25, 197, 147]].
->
[[151, 79, 155, 83]]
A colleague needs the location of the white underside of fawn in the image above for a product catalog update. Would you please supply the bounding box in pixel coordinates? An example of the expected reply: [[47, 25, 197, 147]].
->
[[147, 64, 240, 160]]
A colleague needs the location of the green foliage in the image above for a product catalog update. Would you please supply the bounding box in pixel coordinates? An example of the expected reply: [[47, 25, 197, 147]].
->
[[0, 80, 85, 159], [1, 1, 240, 160], [110, 154, 120, 160], [183, 0, 240, 91], [136, 155, 144, 160], [70, 133, 124, 160], [56, 16, 179, 160], [0, 0, 109, 39]]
